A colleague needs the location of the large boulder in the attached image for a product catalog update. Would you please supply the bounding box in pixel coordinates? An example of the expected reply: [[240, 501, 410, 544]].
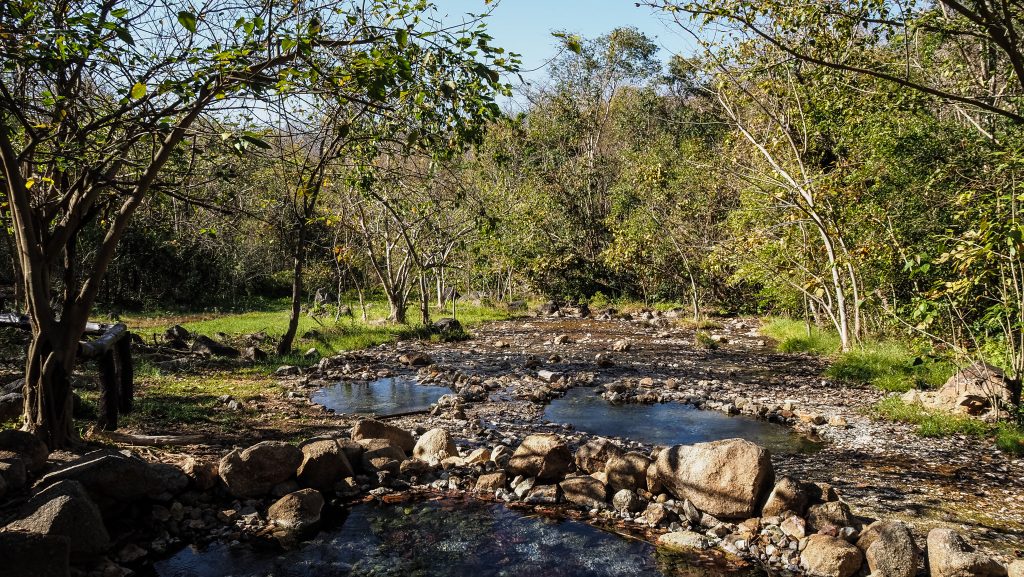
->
[[296, 438, 355, 492], [0, 531, 70, 577], [801, 534, 864, 577], [655, 439, 773, 519], [267, 488, 324, 532], [927, 529, 1007, 577], [559, 476, 607, 509], [0, 392, 22, 422], [0, 429, 49, 474], [604, 451, 651, 492], [906, 363, 1019, 416], [219, 441, 302, 498], [857, 520, 920, 577], [351, 419, 415, 454], [35, 450, 178, 510], [508, 434, 572, 481], [0, 452, 27, 492], [1008, 561, 1023, 577], [8, 480, 109, 556], [762, 476, 808, 517], [574, 438, 625, 474], [412, 428, 457, 466]]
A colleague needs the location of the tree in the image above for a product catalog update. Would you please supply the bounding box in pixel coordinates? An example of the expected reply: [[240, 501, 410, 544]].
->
[[0, 0, 508, 447]]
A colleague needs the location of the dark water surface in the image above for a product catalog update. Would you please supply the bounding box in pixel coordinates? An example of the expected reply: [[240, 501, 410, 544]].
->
[[544, 387, 821, 454], [153, 499, 759, 577], [310, 377, 450, 416]]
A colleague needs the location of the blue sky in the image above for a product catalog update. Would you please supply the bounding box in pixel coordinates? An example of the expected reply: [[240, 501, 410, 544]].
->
[[434, 0, 697, 99]]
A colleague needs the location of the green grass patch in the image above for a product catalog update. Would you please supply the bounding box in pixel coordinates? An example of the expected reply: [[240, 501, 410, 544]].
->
[[122, 371, 279, 433], [761, 317, 841, 354], [761, 317, 954, 392], [126, 299, 509, 368], [869, 397, 1024, 452], [694, 331, 719, 350]]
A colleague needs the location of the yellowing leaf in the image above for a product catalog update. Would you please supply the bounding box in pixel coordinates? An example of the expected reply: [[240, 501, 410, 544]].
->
[[130, 82, 147, 99]]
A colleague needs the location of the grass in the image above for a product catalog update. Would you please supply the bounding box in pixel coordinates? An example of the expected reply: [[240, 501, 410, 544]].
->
[[109, 299, 512, 437], [761, 317, 953, 392], [126, 298, 509, 362], [694, 331, 719, 350]]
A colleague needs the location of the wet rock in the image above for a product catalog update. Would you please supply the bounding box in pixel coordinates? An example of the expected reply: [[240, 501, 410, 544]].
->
[[412, 428, 457, 466], [762, 476, 808, 517], [268, 488, 324, 532], [612, 488, 643, 513], [351, 419, 415, 454], [857, 520, 920, 577], [8, 480, 109, 556], [926, 528, 1007, 577], [0, 429, 49, 474], [658, 531, 710, 551], [475, 471, 507, 493], [643, 502, 671, 526], [508, 434, 572, 481], [559, 475, 606, 509], [808, 501, 854, 531], [297, 438, 355, 492], [604, 451, 651, 492], [0, 531, 70, 577], [801, 534, 863, 577], [219, 441, 303, 498], [574, 438, 625, 474], [655, 439, 774, 519], [523, 484, 560, 504]]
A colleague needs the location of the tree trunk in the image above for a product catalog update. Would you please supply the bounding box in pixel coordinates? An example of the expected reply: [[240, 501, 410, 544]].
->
[[388, 291, 407, 324], [418, 272, 431, 326], [278, 227, 305, 356], [23, 331, 78, 449]]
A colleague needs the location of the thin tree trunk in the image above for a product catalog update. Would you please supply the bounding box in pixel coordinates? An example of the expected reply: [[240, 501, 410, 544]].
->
[[419, 272, 430, 325], [278, 225, 305, 355]]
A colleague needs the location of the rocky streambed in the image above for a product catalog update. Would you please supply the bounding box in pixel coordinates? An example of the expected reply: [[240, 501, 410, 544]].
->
[[1, 312, 1022, 577]]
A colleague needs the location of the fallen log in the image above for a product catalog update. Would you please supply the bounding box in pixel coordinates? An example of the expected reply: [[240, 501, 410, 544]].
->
[[88, 429, 207, 447]]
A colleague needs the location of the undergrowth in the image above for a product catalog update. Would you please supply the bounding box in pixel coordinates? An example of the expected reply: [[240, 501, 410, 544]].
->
[[871, 397, 1024, 455]]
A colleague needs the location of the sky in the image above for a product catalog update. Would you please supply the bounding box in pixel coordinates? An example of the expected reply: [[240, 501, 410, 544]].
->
[[433, 0, 698, 104]]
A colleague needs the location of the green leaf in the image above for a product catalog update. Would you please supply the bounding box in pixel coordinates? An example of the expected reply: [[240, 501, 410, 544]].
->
[[396, 28, 409, 48], [177, 11, 198, 33], [130, 82, 147, 100]]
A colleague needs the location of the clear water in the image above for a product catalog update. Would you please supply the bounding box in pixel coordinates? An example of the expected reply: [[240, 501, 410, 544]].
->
[[310, 377, 450, 416], [544, 388, 821, 454], [153, 498, 759, 577]]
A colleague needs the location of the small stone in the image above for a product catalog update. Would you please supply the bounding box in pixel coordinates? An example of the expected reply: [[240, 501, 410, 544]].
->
[[658, 531, 710, 551], [612, 489, 642, 513]]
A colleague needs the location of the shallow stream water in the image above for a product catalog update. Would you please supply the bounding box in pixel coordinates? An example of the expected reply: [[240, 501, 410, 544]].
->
[[310, 377, 450, 416], [153, 498, 761, 577], [544, 387, 821, 454]]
